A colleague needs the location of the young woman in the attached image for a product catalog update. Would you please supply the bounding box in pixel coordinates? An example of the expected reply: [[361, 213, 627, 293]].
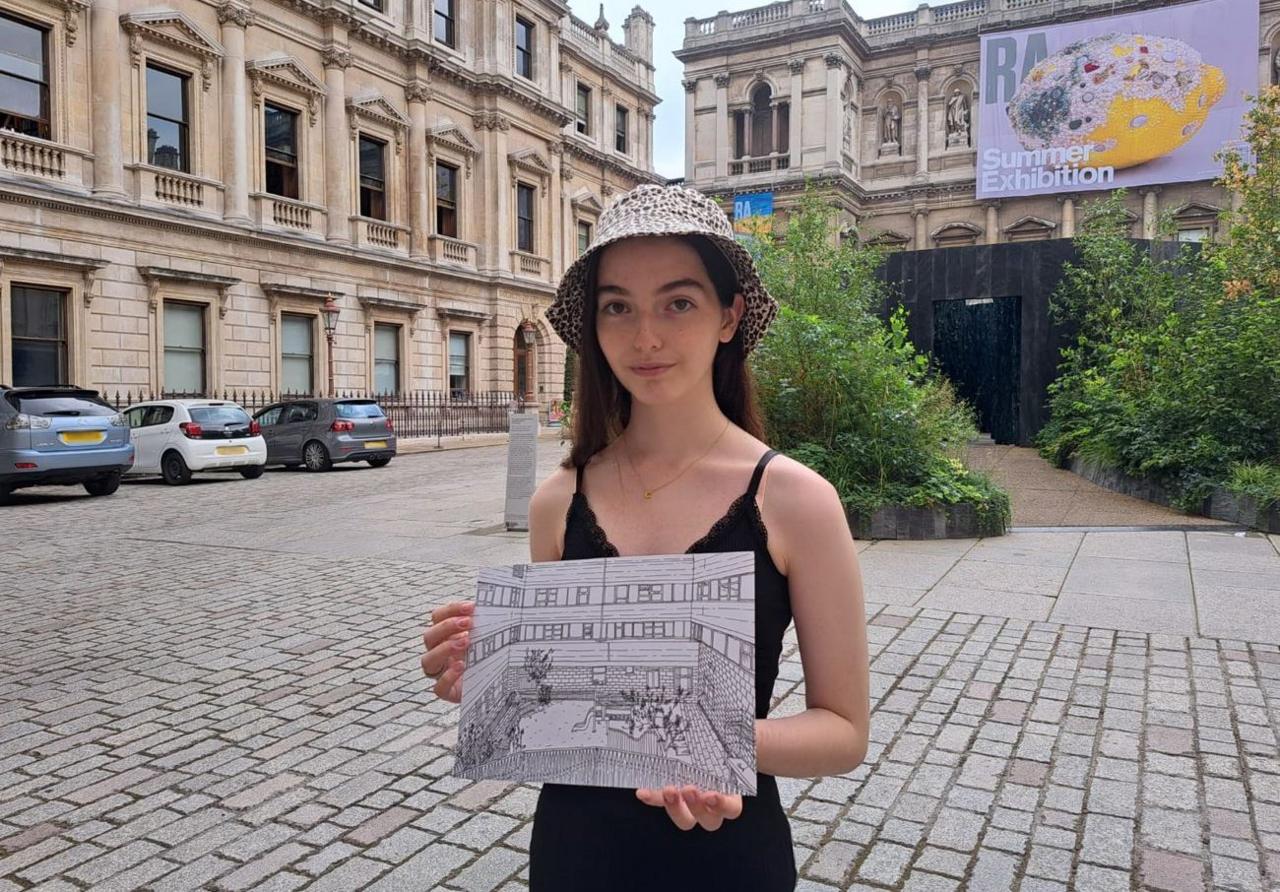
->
[[422, 184, 869, 890]]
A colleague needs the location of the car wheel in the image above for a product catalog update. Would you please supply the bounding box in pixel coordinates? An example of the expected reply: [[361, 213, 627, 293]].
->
[[302, 440, 332, 472], [367, 456, 392, 468], [239, 465, 265, 480], [161, 451, 192, 485], [84, 472, 121, 497]]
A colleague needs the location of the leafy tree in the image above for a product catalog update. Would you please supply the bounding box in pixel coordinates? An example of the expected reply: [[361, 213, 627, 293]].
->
[[750, 185, 1009, 533]]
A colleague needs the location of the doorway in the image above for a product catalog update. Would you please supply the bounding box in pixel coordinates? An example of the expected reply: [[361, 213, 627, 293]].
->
[[931, 296, 1021, 444]]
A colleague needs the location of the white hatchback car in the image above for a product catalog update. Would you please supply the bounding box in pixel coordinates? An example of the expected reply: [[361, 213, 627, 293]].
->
[[122, 399, 267, 485]]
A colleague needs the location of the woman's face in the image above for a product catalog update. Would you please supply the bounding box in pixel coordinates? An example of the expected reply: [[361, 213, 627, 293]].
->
[[594, 236, 743, 406]]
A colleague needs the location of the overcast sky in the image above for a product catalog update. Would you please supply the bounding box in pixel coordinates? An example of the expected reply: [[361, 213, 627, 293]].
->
[[571, 0, 921, 179]]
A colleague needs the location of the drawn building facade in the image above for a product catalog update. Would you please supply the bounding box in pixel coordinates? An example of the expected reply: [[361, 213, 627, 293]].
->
[[455, 553, 758, 794]]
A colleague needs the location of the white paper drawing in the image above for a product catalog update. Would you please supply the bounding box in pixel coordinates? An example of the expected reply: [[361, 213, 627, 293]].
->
[[451, 552, 758, 796]]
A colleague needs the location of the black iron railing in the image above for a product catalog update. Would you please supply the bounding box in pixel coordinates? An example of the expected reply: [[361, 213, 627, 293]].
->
[[99, 389, 551, 440]]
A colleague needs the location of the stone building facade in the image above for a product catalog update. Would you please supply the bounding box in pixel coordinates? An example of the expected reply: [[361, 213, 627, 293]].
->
[[677, 0, 1280, 249], [0, 0, 660, 401]]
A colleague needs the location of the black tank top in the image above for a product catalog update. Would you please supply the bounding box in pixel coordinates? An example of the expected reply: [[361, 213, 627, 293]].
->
[[529, 449, 797, 891]]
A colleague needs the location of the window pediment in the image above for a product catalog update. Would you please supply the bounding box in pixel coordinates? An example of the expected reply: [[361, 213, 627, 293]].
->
[[508, 148, 551, 194], [248, 54, 326, 125], [347, 91, 410, 152], [122, 9, 224, 90], [427, 122, 480, 177], [570, 190, 604, 215], [1003, 215, 1057, 240], [931, 221, 982, 246], [866, 229, 910, 248]]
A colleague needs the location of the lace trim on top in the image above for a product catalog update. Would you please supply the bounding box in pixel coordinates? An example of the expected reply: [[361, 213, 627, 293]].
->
[[569, 490, 768, 558]]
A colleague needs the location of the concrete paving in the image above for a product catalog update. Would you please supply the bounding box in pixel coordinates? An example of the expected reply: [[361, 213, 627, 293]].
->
[[2, 444, 1279, 891], [966, 443, 1236, 529]]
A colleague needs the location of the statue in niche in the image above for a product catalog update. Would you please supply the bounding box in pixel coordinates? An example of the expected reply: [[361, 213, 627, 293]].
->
[[946, 88, 971, 148], [881, 101, 901, 153]]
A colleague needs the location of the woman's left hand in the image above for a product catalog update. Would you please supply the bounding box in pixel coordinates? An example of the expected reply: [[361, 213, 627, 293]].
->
[[635, 785, 743, 831]]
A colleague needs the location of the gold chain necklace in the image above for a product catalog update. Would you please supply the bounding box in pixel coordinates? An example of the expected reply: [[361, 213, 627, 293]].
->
[[623, 419, 731, 501]]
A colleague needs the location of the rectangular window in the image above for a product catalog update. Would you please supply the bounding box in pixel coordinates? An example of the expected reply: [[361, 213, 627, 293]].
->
[[577, 220, 592, 257], [358, 134, 387, 220], [264, 103, 299, 199], [614, 104, 628, 154], [583, 623, 593, 639], [514, 17, 534, 80], [733, 111, 745, 159], [434, 0, 456, 47], [435, 161, 458, 237], [357, 0, 384, 10], [373, 323, 400, 395], [777, 102, 790, 154], [163, 301, 205, 394], [575, 83, 591, 135], [146, 64, 190, 172], [516, 182, 534, 253], [448, 331, 470, 397], [0, 13, 49, 140], [281, 313, 313, 394], [1177, 227, 1211, 243], [10, 285, 66, 386], [534, 588, 556, 606], [592, 667, 606, 684], [613, 586, 630, 604]]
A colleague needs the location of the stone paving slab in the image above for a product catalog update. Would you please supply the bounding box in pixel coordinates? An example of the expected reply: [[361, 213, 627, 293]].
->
[[2, 445, 1279, 890]]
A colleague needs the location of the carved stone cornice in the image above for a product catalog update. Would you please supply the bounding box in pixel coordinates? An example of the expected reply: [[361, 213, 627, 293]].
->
[[121, 10, 224, 91], [560, 138, 664, 186], [0, 246, 107, 307], [713, 72, 730, 88], [60, 0, 89, 46], [787, 57, 805, 74], [471, 75, 574, 128], [824, 52, 845, 69], [682, 78, 697, 93], [138, 266, 239, 316]]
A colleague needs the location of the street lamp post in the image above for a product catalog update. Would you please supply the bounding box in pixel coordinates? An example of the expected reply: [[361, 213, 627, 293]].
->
[[321, 296, 340, 396]]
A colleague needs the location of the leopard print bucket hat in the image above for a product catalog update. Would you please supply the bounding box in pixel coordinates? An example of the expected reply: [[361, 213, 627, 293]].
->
[[546, 183, 778, 354]]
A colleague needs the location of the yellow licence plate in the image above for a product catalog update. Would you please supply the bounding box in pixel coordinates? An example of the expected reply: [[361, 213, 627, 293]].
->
[[365, 440, 387, 449], [216, 445, 248, 456], [60, 431, 105, 445]]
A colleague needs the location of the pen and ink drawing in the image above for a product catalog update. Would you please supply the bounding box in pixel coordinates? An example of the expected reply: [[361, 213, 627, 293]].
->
[[452, 552, 758, 796]]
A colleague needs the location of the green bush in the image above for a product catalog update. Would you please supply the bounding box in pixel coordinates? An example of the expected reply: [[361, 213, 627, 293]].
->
[[751, 187, 1009, 534], [1225, 462, 1280, 511], [1036, 88, 1280, 514]]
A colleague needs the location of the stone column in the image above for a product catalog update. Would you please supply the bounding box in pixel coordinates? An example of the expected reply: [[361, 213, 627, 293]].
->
[[406, 82, 430, 259], [787, 58, 803, 165], [322, 45, 353, 244], [548, 25, 562, 103], [682, 79, 696, 180], [1141, 187, 1160, 239], [714, 72, 730, 179], [218, 3, 253, 223], [913, 207, 929, 249], [1059, 195, 1075, 238], [548, 142, 563, 279], [985, 202, 999, 244], [914, 65, 931, 177], [824, 54, 842, 169], [90, 0, 126, 197]]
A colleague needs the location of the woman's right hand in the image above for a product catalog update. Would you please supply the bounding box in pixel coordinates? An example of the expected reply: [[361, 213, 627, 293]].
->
[[422, 600, 473, 703]]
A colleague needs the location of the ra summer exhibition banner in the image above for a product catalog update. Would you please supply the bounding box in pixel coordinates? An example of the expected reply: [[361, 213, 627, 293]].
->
[[976, 0, 1259, 200]]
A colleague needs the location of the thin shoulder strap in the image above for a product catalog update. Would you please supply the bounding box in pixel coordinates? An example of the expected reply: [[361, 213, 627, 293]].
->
[[746, 449, 778, 499], [575, 463, 585, 495]]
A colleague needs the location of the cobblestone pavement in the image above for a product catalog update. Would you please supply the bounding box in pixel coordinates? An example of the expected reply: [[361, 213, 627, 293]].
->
[[2, 448, 1280, 891]]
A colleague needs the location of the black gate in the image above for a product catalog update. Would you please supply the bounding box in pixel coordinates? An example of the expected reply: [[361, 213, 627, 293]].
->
[[931, 296, 1021, 444]]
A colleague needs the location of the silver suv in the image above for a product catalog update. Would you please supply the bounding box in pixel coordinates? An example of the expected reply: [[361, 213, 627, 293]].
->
[[0, 386, 134, 499]]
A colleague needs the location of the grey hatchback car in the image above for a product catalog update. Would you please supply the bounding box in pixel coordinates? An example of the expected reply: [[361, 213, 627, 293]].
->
[[253, 398, 396, 471], [0, 386, 134, 498]]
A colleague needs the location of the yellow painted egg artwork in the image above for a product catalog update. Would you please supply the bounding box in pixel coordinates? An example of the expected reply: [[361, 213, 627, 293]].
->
[[1007, 32, 1226, 170]]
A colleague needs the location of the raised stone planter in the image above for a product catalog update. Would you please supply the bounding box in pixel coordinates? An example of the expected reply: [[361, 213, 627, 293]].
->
[[846, 501, 1006, 540], [1070, 456, 1280, 533]]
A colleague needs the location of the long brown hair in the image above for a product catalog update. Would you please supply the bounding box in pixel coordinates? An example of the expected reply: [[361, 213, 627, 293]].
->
[[561, 234, 765, 469]]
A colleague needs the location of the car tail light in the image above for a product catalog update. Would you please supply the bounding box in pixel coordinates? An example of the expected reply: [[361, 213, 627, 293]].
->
[[331, 420, 354, 432], [384, 418, 393, 432], [14, 462, 37, 469], [249, 420, 261, 436], [179, 422, 203, 439], [4, 414, 51, 431]]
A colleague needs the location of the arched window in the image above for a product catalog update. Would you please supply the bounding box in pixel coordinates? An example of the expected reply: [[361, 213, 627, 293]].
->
[[750, 84, 773, 157]]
